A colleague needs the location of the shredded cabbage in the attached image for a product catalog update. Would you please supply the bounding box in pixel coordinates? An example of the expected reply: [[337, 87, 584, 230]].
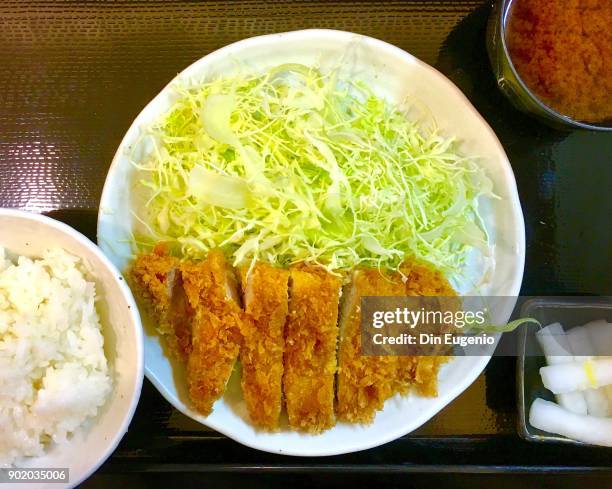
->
[[130, 64, 494, 274]]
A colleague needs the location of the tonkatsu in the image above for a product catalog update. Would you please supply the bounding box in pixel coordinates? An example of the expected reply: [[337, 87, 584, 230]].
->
[[283, 266, 342, 432], [336, 268, 406, 423], [129, 244, 192, 360], [181, 249, 243, 415], [238, 262, 289, 430]]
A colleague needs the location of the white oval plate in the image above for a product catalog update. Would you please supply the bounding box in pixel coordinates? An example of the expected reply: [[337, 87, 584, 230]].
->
[[97, 29, 525, 456]]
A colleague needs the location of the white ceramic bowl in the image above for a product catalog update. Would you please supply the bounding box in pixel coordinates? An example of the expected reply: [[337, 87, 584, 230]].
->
[[97, 29, 525, 456], [0, 209, 144, 488]]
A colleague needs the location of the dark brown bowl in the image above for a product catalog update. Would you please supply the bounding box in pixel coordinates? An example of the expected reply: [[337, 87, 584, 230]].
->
[[486, 0, 612, 132]]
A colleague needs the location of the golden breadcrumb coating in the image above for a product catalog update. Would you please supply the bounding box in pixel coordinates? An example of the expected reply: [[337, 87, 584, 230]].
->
[[401, 260, 457, 297], [283, 266, 342, 433], [336, 261, 457, 423], [129, 244, 192, 360], [399, 260, 456, 397], [238, 263, 289, 430], [130, 242, 453, 426], [181, 249, 243, 416], [336, 269, 406, 424]]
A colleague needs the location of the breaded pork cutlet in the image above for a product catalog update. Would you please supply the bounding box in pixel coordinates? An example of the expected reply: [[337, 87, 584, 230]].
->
[[283, 266, 342, 433], [238, 263, 289, 430], [181, 249, 243, 416], [336, 269, 406, 424], [399, 260, 457, 397], [336, 261, 458, 423], [129, 244, 193, 360]]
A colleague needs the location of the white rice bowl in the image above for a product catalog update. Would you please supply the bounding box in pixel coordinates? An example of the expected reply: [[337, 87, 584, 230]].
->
[[0, 247, 112, 467]]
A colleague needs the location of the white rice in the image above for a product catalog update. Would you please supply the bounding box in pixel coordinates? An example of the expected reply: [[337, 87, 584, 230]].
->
[[0, 246, 111, 467]]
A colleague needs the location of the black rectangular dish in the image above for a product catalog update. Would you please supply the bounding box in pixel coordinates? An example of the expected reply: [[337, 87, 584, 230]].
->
[[0, 1, 611, 485]]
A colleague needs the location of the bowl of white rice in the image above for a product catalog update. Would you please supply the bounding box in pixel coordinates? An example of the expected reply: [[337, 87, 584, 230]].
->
[[0, 208, 143, 488]]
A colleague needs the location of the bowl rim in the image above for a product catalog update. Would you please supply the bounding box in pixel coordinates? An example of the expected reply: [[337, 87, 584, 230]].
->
[[0, 207, 144, 486], [97, 28, 526, 456], [496, 0, 612, 132]]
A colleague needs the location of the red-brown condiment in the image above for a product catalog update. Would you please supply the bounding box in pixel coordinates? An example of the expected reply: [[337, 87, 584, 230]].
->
[[505, 0, 611, 123]]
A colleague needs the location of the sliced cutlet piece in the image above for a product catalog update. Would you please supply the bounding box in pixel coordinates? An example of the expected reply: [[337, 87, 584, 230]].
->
[[399, 260, 457, 397], [129, 244, 192, 360], [238, 263, 289, 430], [181, 249, 243, 416], [336, 269, 405, 424], [283, 266, 342, 432]]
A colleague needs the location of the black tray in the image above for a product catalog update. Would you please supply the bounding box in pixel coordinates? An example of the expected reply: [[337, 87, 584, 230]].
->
[[1, 1, 611, 485]]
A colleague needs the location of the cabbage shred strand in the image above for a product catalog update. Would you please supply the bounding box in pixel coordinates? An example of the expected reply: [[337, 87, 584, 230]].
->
[[131, 64, 493, 275]]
